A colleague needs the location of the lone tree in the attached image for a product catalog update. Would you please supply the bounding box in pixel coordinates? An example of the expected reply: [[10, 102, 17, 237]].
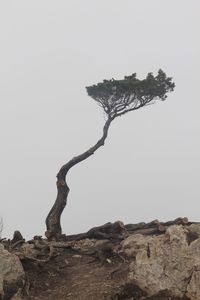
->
[[45, 69, 175, 239]]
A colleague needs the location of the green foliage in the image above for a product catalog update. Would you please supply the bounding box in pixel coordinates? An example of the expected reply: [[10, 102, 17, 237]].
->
[[86, 69, 175, 118]]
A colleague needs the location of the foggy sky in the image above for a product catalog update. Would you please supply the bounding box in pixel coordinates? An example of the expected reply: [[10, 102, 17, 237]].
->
[[0, 0, 200, 238]]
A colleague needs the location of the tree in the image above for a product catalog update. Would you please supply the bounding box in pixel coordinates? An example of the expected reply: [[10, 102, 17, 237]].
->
[[45, 69, 175, 239]]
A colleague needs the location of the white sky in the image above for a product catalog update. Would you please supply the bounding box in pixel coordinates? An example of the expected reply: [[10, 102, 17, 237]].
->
[[0, 0, 200, 239]]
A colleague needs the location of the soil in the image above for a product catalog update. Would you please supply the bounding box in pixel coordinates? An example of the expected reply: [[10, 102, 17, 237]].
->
[[22, 243, 130, 300], [21, 240, 188, 300]]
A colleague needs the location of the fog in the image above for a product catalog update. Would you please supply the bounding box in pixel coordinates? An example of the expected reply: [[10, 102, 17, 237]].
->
[[0, 0, 199, 238]]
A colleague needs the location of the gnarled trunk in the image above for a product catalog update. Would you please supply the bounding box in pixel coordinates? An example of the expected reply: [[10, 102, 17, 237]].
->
[[45, 117, 112, 239]]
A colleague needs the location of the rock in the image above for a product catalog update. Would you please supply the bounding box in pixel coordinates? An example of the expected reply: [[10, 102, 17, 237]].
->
[[72, 254, 82, 259], [186, 266, 200, 300], [0, 244, 25, 300], [74, 238, 95, 250], [121, 234, 152, 259], [19, 243, 38, 258], [187, 223, 200, 244], [121, 225, 200, 299]]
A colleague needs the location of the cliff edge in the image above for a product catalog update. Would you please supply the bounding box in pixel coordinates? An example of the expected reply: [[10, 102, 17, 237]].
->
[[1, 218, 200, 300]]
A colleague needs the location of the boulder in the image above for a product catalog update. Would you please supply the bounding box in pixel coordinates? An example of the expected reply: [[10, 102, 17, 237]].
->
[[121, 225, 200, 299], [0, 244, 25, 300]]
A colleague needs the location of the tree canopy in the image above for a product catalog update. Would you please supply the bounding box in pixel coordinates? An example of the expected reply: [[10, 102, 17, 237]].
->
[[86, 69, 175, 119]]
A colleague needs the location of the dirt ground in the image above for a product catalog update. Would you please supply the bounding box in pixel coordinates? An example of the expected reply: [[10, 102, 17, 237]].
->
[[22, 245, 132, 300], [21, 242, 189, 300]]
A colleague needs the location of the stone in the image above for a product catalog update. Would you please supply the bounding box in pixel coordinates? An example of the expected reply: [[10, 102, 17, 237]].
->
[[19, 243, 38, 257], [188, 223, 200, 236], [187, 223, 200, 244], [0, 244, 25, 300], [75, 238, 95, 250], [121, 225, 200, 299]]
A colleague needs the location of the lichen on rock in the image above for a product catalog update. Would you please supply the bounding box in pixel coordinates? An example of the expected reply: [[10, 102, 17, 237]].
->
[[121, 224, 200, 299], [0, 244, 25, 300]]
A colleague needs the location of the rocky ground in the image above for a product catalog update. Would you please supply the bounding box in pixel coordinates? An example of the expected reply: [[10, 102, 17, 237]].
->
[[1, 218, 200, 300]]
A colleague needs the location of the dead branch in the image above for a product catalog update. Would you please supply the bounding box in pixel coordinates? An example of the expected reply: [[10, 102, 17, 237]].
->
[[66, 218, 195, 242], [11, 239, 25, 249], [66, 221, 127, 242], [11, 230, 24, 244]]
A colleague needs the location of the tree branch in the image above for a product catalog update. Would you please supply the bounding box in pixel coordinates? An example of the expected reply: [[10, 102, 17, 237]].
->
[[57, 117, 113, 181]]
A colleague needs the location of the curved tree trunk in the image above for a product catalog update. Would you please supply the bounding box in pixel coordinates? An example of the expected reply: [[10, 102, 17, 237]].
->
[[45, 117, 112, 239]]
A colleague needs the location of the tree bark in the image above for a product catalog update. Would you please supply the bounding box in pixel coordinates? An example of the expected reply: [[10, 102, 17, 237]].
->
[[45, 117, 112, 239]]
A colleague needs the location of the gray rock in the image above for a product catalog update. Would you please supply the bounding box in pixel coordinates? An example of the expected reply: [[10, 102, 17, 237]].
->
[[187, 223, 200, 243], [0, 244, 25, 300], [121, 225, 200, 299]]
